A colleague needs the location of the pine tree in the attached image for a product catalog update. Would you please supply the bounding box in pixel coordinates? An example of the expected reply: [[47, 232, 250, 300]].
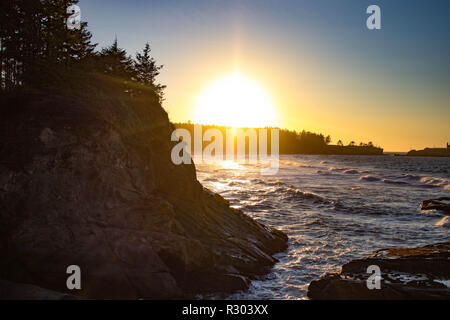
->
[[99, 38, 135, 79], [135, 43, 160, 85], [135, 43, 166, 102], [0, 0, 43, 90], [40, 0, 96, 64], [0, 0, 96, 91]]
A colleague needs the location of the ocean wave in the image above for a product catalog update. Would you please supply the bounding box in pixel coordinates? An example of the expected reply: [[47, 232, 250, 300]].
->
[[420, 209, 445, 217], [360, 175, 381, 182], [333, 200, 391, 216], [328, 167, 349, 172], [241, 201, 274, 211], [328, 167, 366, 174], [435, 216, 450, 228], [297, 164, 316, 168], [401, 173, 422, 180], [419, 177, 449, 189], [227, 180, 250, 186], [316, 169, 333, 175], [274, 186, 330, 205], [382, 179, 409, 185], [251, 178, 285, 187], [281, 160, 316, 168]]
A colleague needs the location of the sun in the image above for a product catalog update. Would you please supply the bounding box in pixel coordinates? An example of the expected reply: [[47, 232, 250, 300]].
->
[[193, 72, 277, 127]]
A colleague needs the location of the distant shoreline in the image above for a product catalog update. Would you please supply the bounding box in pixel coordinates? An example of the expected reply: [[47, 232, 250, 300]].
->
[[280, 153, 450, 157], [281, 152, 450, 158], [174, 123, 384, 156], [406, 147, 450, 158]]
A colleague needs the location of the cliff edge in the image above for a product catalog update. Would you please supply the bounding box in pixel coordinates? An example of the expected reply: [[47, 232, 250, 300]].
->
[[0, 76, 287, 299]]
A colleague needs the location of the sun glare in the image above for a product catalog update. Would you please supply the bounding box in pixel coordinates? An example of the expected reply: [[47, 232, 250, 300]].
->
[[193, 72, 277, 128]]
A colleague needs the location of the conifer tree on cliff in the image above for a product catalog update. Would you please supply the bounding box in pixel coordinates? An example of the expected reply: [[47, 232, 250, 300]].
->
[[40, 0, 96, 63], [134, 43, 166, 103], [0, 0, 96, 91], [99, 38, 135, 80]]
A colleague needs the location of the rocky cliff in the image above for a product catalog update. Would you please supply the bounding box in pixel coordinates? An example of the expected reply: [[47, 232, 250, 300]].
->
[[0, 77, 287, 299]]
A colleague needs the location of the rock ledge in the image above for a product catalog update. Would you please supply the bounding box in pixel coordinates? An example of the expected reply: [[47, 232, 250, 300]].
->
[[307, 242, 450, 299]]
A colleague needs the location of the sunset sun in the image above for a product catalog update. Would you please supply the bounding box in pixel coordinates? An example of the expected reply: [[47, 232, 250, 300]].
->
[[193, 72, 277, 127]]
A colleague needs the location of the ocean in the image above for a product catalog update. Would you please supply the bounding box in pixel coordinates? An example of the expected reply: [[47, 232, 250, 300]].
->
[[195, 155, 450, 299]]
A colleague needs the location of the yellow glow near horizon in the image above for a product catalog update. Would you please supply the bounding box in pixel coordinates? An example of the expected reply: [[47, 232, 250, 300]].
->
[[193, 72, 277, 128]]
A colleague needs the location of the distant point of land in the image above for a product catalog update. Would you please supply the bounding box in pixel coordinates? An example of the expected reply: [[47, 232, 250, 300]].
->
[[407, 144, 450, 157]]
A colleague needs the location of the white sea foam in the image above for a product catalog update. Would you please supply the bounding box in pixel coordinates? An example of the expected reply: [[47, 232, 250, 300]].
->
[[434, 279, 450, 288], [419, 176, 450, 190], [328, 167, 348, 172]]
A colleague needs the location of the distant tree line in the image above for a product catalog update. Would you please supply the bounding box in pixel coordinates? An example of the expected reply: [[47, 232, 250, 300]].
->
[[0, 0, 165, 101], [175, 123, 383, 155]]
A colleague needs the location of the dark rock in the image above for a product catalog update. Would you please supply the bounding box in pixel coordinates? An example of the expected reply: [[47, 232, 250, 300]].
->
[[0, 79, 287, 299], [420, 197, 450, 214], [307, 242, 450, 299], [0, 278, 74, 300]]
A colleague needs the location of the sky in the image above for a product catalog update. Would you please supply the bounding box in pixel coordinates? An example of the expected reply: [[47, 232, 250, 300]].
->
[[80, 0, 449, 152]]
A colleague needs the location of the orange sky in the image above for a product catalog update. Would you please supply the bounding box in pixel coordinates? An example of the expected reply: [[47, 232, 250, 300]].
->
[[159, 40, 449, 152]]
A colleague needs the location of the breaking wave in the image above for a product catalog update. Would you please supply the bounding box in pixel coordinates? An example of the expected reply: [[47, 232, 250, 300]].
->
[[419, 177, 449, 190], [360, 175, 381, 182], [435, 216, 450, 228]]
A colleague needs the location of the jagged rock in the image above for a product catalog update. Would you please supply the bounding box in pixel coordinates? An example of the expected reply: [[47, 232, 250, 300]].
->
[[307, 242, 450, 299], [420, 197, 450, 214], [0, 79, 287, 299]]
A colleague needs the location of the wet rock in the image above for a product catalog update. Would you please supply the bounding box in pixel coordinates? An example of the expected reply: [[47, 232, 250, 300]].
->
[[0, 81, 287, 299], [420, 197, 450, 214], [307, 242, 450, 299]]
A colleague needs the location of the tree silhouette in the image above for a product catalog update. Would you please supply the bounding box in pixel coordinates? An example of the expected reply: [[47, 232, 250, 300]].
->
[[135, 43, 166, 102], [0, 0, 96, 91], [99, 38, 135, 79]]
